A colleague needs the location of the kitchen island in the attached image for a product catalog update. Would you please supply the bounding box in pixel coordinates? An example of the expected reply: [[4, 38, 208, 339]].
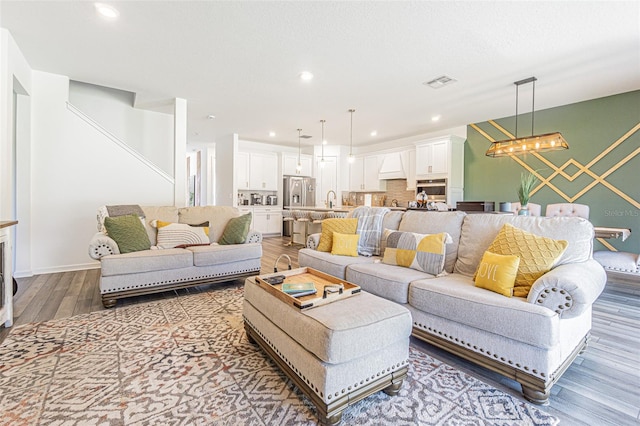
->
[[283, 206, 406, 212]]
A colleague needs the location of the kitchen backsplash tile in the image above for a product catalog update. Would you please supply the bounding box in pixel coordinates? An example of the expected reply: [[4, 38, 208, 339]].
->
[[342, 179, 415, 207], [384, 179, 415, 207]]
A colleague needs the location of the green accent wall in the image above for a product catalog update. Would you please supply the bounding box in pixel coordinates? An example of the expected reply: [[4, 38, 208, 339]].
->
[[465, 90, 640, 254]]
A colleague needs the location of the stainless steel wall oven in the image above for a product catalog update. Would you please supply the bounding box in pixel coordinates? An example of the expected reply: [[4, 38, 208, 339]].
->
[[416, 178, 447, 202]]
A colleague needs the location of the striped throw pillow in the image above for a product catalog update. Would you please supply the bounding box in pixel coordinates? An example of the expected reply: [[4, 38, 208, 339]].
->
[[152, 220, 210, 249]]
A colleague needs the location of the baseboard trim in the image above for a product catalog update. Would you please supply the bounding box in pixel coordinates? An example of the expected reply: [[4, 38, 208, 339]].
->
[[31, 263, 100, 276]]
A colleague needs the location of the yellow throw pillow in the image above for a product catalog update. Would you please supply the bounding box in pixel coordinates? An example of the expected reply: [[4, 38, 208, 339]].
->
[[475, 251, 520, 297], [331, 232, 360, 257], [479, 223, 568, 297], [317, 218, 358, 252]]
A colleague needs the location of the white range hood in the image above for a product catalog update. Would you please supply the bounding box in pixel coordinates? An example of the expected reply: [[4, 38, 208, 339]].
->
[[378, 151, 407, 180]]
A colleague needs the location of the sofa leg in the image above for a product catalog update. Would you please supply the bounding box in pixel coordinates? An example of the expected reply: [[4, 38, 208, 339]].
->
[[521, 384, 550, 405], [244, 322, 257, 344], [318, 412, 342, 426], [383, 378, 404, 396], [102, 298, 117, 309]]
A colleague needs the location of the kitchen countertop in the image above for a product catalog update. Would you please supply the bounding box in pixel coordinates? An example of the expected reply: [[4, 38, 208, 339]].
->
[[283, 206, 351, 212], [283, 206, 407, 212], [0, 220, 18, 229]]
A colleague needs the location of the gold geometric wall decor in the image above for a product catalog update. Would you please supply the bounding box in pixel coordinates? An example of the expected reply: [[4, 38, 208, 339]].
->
[[470, 120, 640, 252]]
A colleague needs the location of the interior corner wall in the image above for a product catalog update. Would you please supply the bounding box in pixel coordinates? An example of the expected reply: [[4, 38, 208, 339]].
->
[[215, 134, 236, 207], [28, 71, 175, 275], [464, 90, 640, 254]]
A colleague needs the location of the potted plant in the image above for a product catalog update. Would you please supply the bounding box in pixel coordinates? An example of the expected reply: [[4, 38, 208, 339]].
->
[[517, 171, 539, 215]]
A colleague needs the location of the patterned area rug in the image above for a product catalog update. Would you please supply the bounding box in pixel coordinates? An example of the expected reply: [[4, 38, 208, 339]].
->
[[0, 283, 559, 425]]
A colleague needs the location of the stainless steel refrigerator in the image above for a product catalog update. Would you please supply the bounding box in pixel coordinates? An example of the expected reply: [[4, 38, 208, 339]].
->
[[283, 176, 316, 236]]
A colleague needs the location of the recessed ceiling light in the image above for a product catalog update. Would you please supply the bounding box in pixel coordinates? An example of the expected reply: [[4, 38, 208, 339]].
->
[[322, 139, 328, 145], [432, 115, 441, 122], [95, 3, 119, 19], [299, 71, 314, 81], [370, 131, 378, 137], [269, 131, 276, 137], [207, 115, 216, 119]]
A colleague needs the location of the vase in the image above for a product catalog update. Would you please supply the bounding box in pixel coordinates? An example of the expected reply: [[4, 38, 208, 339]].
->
[[518, 204, 530, 216]]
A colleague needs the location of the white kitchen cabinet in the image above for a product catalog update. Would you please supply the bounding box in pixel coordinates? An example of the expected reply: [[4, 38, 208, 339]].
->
[[236, 152, 250, 190], [249, 152, 278, 190], [415, 140, 449, 177], [237, 151, 278, 190], [253, 208, 282, 235], [283, 153, 313, 176], [238, 207, 254, 228], [349, 155, 386, 191], [349, 157, 364, 191]]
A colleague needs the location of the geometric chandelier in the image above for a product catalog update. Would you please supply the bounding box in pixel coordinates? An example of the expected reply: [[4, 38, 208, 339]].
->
[[486, 77, 569, 157]]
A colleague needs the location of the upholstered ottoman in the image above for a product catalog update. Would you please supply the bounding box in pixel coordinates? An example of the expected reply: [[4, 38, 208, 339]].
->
[[243, 275, 412, 425]]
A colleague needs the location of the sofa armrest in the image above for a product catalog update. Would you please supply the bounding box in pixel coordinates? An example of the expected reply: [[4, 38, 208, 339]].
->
[[527, 259, 606, 319], [245, 230, 262, 244], [306, 233, 321, 250], [88, 232, 120, 259]]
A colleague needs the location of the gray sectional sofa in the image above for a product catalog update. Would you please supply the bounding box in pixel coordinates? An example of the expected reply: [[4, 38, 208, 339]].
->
[[89, 206, 262, 308], [299, 210, 606, 404]]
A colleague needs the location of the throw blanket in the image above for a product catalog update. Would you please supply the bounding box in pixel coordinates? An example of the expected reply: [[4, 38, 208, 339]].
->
[[106, 204, 145, 218], [350, 206, 390, 256], [97, 205, 145, 232]]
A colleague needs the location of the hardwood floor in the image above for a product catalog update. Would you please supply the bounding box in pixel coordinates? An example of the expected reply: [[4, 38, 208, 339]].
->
[[2, 236, 639, 425]]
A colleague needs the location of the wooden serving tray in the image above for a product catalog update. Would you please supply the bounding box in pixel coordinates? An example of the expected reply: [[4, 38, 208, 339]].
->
[[255, 267, 361, 310]]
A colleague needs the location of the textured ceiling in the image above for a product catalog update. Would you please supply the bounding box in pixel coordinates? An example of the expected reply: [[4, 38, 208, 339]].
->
[[1, 1, 639, 149]]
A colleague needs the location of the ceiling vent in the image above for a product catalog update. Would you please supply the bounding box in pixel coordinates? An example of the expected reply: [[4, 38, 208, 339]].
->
[[300, 135, 312, 139], [424, 75, 457, 89]]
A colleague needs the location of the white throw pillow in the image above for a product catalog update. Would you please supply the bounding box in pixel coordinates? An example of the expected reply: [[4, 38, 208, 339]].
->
[[151, 219, 210, 249]]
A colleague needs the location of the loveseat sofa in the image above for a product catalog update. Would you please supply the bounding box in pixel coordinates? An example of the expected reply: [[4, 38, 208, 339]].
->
[[298, 209, 606, 404], [593, 250, 640, 282], [89, 205, 262, 308]]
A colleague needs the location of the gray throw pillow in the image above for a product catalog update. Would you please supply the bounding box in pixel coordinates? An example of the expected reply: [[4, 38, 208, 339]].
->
[[104, 214, 151, 254], [219, 213, 252, 245]]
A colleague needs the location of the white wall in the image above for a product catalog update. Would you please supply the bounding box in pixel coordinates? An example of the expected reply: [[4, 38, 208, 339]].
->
[[0, 29, 31, 220], [69, 81, 174, 176], [216, 134, 236, 207], [1, 29, 32, 279], [25, 71, 175, 275]]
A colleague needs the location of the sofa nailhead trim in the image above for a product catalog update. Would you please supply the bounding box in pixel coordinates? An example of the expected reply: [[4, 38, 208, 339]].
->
[[94, 244, 115, 256], [104, 267, 260, 293], [413, 322, 548, 379], [244, 316, 408, 401]]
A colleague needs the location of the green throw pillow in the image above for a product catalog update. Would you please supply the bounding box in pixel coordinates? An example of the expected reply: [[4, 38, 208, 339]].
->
[[104, 214, 151, 254], [219, 213, 252, 245]]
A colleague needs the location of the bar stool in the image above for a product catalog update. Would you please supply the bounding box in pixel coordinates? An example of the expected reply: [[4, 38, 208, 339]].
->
[[282, 210, 296, 246], [310, 211, 327, 223], [293, 210, 311, 246]]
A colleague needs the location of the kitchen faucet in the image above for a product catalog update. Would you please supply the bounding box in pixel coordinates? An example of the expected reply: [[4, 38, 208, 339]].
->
[[325, 190, 337, 208]]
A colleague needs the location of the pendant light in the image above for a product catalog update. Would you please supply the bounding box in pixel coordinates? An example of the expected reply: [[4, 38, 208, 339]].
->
[[296, 128, 302, 174], [486, 77, 569, 157], [348, 109, 355, 163], [319, 119, 326, 168]]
